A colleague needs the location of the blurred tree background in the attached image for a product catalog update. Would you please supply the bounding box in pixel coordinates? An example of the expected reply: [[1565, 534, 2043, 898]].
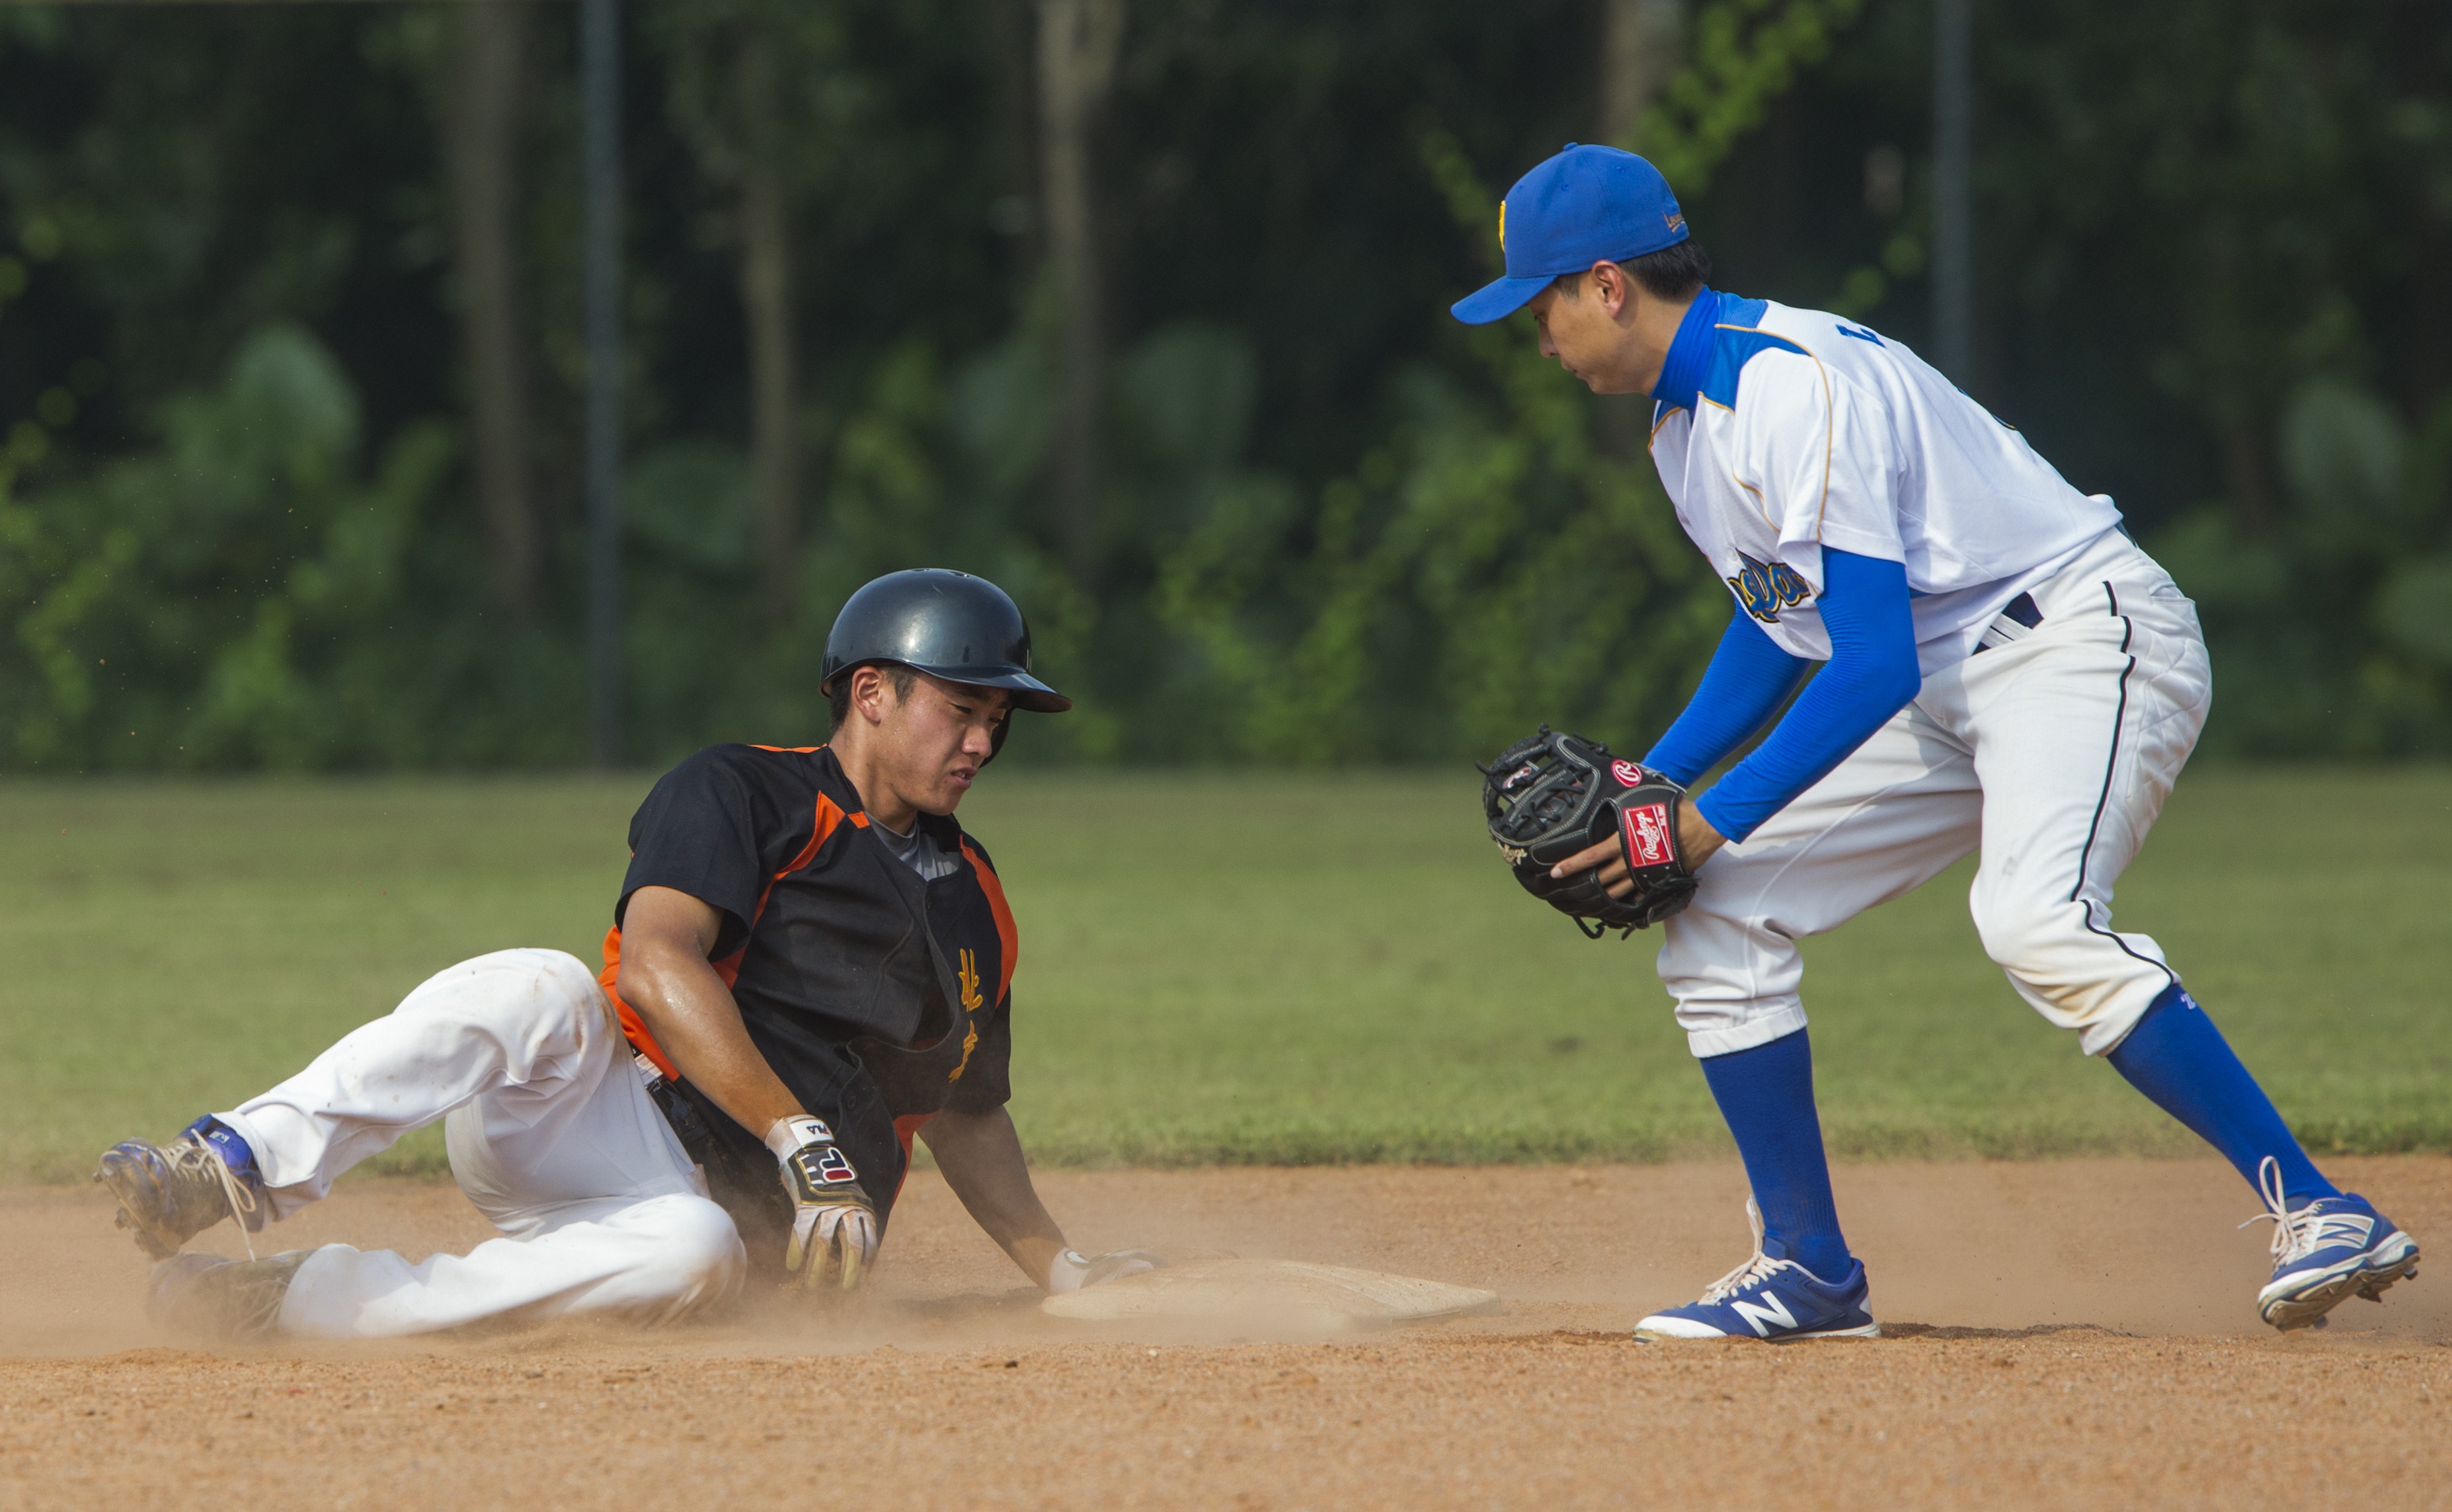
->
[[0, 0, 2446, 771]]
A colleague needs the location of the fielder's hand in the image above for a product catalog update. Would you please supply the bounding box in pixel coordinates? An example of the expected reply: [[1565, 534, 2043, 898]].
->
[[1553, 799, 1728, 895], [768, 1115, 880, 1291], [1482, 727, 1708, 936], [1046, 1248, 1161, 1294]]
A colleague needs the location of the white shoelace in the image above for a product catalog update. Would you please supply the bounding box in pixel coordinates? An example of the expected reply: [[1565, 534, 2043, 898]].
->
[[170, 1136, 260, 1260], [2239, 1154, 2365, 1267], [1698, 1198, 1798, 1304]]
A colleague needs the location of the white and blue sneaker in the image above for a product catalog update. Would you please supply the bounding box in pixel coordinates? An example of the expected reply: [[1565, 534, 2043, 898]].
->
[[2247, 1156, 2421, 1332], [1635, 1201, 1879, 1341]]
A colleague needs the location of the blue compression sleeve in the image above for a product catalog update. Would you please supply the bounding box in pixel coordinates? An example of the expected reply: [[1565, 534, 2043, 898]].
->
[[1693, 548, 1923, 843], [1641, 610, 1810, 786]]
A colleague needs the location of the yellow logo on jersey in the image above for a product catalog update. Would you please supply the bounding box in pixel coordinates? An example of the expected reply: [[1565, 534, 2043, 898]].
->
[[1728, 551, 1813, 624], [950, 948, 984, 1081]]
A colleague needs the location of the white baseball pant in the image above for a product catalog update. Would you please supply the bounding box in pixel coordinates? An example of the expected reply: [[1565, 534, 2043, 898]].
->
[[214, 948, 745, 1339], [1660, 528, 2213, 1058]]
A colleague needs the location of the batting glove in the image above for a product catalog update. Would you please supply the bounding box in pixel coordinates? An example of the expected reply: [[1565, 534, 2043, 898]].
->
[[1047, 1248, 1160, 1294], [767, 1115, 880, 1291]]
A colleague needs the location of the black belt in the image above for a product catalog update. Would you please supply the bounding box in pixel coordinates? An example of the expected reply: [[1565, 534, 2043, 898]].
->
[[1971, 591, 2043, 654], [636, 1052, 718, 1154]]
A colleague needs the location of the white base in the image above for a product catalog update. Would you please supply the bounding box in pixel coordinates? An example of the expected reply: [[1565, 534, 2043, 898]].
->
[[1043, 1259, 1499, 1331]]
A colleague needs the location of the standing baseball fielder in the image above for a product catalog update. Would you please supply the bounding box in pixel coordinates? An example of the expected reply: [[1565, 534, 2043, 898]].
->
[[95, 569, 1153, 1339], [1456, 146, 2420, 1339]]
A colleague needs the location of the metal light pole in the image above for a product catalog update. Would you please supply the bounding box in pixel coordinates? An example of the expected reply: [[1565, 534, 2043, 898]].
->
[[1930, 0, 1973, 381], [581, 0, 624, 768]]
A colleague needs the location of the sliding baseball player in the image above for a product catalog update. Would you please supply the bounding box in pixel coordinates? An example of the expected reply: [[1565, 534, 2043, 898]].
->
[[96, 569, 1152, 1339]]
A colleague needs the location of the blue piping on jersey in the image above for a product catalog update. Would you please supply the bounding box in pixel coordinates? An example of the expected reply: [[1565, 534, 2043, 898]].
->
[[1649, 289, 1725, 416], [1643, 295, 1919, 840], [1649, 288, 1797, 418]]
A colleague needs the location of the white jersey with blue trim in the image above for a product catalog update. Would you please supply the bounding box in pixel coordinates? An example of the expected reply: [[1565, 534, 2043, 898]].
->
[[1647, 292, 2123, 671]]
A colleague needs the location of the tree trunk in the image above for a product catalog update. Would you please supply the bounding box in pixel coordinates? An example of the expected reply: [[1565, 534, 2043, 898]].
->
[[736, 38, 801, 627], [988, 0, 1041, 267], [445, 0, 538, 621], [1037, 0, 1124, 584], [2392, 3, 2451, 419], [1596, 0, 1684, 461], [1601, 0, 1684, 148]]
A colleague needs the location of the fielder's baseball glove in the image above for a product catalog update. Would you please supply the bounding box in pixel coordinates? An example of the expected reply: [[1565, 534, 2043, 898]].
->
[[1482, 726, 1698, 937]]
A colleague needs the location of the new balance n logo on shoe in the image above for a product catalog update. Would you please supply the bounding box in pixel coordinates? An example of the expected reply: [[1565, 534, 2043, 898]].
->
[[1731, 1292, 1798, 1337], [1633, 1200, 1881, 1342]]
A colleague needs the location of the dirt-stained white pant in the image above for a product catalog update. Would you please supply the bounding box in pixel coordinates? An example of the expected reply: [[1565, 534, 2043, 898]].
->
[[214, 949, 745, 1339], [1660, 529, 2213, 1060]]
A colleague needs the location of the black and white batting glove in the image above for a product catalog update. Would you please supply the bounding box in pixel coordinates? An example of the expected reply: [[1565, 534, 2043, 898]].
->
[[766, 1115, 880, 1292], [1046, 1248, 1160, 1294]]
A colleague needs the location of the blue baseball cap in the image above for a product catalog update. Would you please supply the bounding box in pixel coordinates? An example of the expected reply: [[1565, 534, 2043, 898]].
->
[[1450, 144, 1689, 325]]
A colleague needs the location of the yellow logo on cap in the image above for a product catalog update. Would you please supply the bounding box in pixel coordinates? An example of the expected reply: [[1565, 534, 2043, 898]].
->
[[1497, 201, 1507, 252], [1665, 212, 1684, 233]]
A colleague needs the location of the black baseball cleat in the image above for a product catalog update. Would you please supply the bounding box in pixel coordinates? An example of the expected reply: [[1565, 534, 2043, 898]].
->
[[148, 1252, 308, 1342], [94, 1133, 266, 1260]]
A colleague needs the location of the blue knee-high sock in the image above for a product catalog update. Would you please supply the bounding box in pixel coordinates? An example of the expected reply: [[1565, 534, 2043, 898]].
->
[[184, 1114, 262, 1187], [1698, 1029, 1852, 1281], [2107, 984, 2336, 1205]]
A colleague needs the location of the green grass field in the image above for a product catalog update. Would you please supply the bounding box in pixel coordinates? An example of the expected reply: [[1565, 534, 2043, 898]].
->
[[1, 768, 2445, 1180]]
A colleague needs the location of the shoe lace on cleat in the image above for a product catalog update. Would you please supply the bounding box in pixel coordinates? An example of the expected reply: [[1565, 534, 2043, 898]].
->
[[153, 1135, 264, 1259], [1698, 1199, 1799, 1304], [180, 1138, 262, 1259], [2240, 1155, 2368, 1271]]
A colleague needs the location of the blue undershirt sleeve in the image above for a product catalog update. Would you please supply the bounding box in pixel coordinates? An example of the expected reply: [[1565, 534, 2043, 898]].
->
[[1692, 547, 1923, 844], [1640, 610, 1810, 786]]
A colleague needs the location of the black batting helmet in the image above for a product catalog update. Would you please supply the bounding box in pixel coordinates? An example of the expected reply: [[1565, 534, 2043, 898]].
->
[[820, 569, 1072, 714]]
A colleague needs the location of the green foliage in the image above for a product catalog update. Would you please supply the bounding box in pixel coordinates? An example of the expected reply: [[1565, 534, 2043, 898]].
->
[[2149, 379, 2452, 755], [0, 3, 2448, 768], [656, 0, 867, 190], [0, 327, 584, 770], [1, 769, 2442, 1179], [1140, 89, 1819, 765], [1634, 0, 1865, 190], [1152, 340, 1725, 762]]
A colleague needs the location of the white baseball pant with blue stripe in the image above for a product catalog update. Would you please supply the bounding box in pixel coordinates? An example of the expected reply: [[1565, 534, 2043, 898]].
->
[[1659, 528, 2212, 1059]]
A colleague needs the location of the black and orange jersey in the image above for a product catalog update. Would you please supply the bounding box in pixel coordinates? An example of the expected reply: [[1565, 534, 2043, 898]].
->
[[597, 742, 1019, 1146]]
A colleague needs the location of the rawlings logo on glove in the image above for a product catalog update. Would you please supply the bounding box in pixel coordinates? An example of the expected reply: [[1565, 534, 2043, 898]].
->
[[1481, 726, 1699, 937], [1622, 801, 1676, 867]]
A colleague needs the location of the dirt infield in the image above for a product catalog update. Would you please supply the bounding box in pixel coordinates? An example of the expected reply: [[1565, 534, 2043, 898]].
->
[[3, 1158, 2446, 1509]]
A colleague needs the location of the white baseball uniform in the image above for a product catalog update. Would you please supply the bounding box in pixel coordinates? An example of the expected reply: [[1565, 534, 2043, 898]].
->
[[214, 949, 744, 1338], [1645, 294, 2212, 1058]]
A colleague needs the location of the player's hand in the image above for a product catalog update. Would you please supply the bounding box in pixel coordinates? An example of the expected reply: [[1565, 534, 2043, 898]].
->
[[770, 1115, 881, 1291], [1046, 1248, 1161, 1294], [1551, 803, 1728, 895]]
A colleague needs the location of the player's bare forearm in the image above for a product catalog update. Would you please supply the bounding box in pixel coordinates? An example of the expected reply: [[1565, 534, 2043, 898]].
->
[[1553, 803, 1727, 896], [615, 885, 805, 1138], [919, 1107, 1068, 1287]]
